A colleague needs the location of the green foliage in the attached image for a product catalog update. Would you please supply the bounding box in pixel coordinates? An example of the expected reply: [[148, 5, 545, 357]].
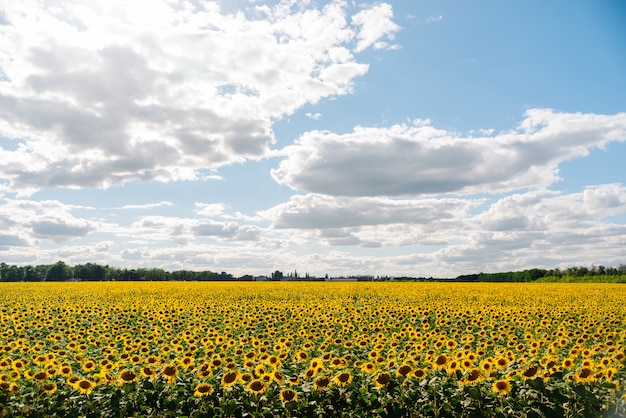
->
[[1, 370, 624, 417], [537, 275, 626, 283]]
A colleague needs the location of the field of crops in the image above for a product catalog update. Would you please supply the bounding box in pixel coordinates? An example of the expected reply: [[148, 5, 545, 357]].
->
[[0, 282, 624, 417]]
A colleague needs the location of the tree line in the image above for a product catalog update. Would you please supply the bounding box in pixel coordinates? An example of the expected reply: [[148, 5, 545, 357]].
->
[[0, 261, 237, 282], [0, 261, 624, 283], [453, 265, 626, 282]]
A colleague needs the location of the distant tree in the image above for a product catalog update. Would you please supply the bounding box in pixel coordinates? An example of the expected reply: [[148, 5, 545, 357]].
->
[[23, 265, 38, 282], [0, 263, 7, 281], [46, 261, 70, 281], [271, 271, 283, 281], [6, 265, 22, 282], [73, 263, 107, 281]]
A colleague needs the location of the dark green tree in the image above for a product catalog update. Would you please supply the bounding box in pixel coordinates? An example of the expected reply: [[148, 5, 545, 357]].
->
[[46, 261, 70, 281]]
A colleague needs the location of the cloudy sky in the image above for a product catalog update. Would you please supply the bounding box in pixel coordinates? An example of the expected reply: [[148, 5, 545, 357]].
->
[[0, 0, 625, 278]]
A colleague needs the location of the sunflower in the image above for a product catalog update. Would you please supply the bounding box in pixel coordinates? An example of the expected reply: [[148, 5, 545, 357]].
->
[[309, 358, 324, 371], [240, 372, 253, 383], [330, 357, 347, 369], [59, 365, 73, 377], [360, 362, 376, 374], [11, 359, 26, 372], [413, 368, 427, 380], [495, 357, 509, 370], [33, 371, 48, 381], [140, 366, 155, 379], [396, 364, 412, 378], [118, 369, 139, 384], [373, 372, 391, 388], [76, 379, 95, 395], [267, 355, 281, 368], [303, 368, 318, 379], [447, 360, 460, 374], [46, 366, 58, 378], [247, 379, 267, 394], [221, 371, 239, 387], [34, 355, 48, 366], [146, 356, 160, 366], [313, 376, 331, 391], [0, 382, 17, 393], [333, 371, 353, 386], [604, 367, 617, 381], [279, 388, 298, 403], [180, 356, 194, 369], [194, 383, 214, 397], [492, 380, 512, 395], [82, 360, 97, 373], [480, 360, 494, 375], [293, 351, 308, 362], [271, 370, 285, 384], [161, 365, 178, 383], [521, 365, 540, 380], [461, 359, 474, 370], [254, 364, 267, 378], [433, 354, 448, 369], [574, 367, 595, 383], [464, 369, 483, 384], [41, 382, 57, 394]]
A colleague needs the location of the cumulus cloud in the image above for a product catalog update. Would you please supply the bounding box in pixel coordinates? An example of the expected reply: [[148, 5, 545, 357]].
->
[[0, 0, 399, 194], [272, 109, 626, 196], [195, 203, 227, 217], [116, 201, 173, 210], [352, 3, 400, 52], [129, 214, 263, 243], [0, 198, 97, 244], [265, 193, 474, 229]]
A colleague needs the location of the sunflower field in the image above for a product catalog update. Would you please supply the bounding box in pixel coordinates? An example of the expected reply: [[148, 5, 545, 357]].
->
[[0, 282, 624, 417]]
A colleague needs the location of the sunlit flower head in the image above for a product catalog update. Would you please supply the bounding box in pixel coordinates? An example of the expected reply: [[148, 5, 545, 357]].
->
[[313, 376, 331, 391], [161, 365, 178, 383], [413, 369, 427, 380], [574, 367, 595, 383], [464, 369, 483, 384], [279, 389, 298, 403], [361, 362, 376, 374], [194, 383, 214, 397], [76, 379, 95, 395], [221, 371, 239, 388], [118, 369, 139, 384], [247, 379, 266, 394], [492, 380, 512, 395], [41, 382, 57, 395], [521, 365, 540, 380], [373, 372, 391, 388], [433, 354, 448, 369], [396, 364, 412, 378], [333, 371, 353, 387]]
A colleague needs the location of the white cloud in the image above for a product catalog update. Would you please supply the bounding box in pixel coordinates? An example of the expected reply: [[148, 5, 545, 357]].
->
[[305, 112, 322, 120], [265, 193, 474, 229], [116, 201, 173, 210], [0, 1, 398, 194], [425, 15, 443, 23], [352, 3, 400, 52], [272, 109, 626, 196], [0, 182, 624, 277], [0, 198, 98, 244], [195, 202, 227, 217]]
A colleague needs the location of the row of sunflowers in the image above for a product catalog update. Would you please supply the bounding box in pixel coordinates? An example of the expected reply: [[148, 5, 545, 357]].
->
[[0, 281, 625, 417]]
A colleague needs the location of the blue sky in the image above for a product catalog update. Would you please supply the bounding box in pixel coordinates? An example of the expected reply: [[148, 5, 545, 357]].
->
[[0, 0, 625, 277]]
